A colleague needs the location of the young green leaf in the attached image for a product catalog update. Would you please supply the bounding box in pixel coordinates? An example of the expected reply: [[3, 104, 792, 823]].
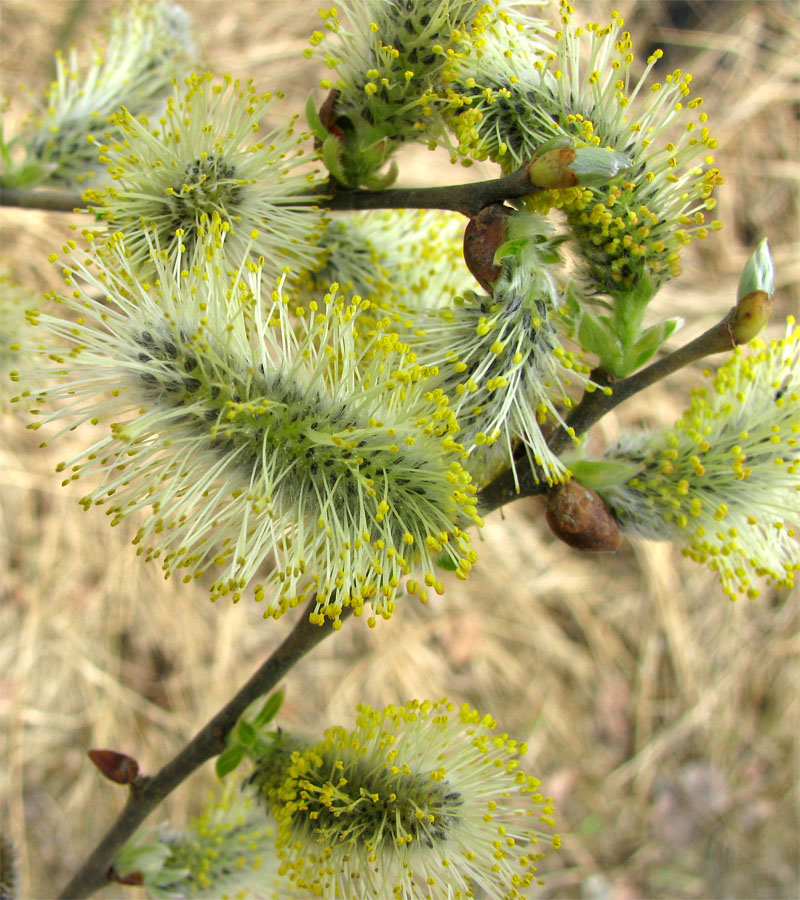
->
[[236, 720, 257, 747], [578, 312, 623, 372], [568, 458, 639, 490], [215, 745, 244, 780], [321, 133, 348, 184], [252, 690, 285, 730], [305, 92, 330, 143], [625, 317, 682, 371]]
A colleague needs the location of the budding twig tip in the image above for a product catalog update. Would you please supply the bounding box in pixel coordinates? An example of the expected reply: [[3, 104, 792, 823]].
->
[[88, 749, 140, 785]]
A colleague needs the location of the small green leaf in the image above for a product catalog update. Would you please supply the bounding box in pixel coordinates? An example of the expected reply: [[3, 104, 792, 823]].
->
[[361, 159, 398, 190], [624, 317, 682, 372], [494, 238, 528, 261], [253, 690, 284, 729], [661, 317, 681, 342], [215, 745, 243, 780], [537, 246, 563, 265], [578, 312, 623, 371], [305, 92, 329, 143], [569, 458, 639, 489], [321, 134, 348, 184], [560, 284, 582, 326], [236, 720, 257, 747]]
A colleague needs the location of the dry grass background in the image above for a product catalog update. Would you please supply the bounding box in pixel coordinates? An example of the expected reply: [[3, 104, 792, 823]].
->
[[1, 1, 799, 898]]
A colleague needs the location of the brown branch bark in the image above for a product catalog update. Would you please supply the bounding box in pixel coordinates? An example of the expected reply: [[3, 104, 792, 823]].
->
[[324, 163, 541, 217], [58, 599, 349, 899], [0, 186, 89, 212], [1, 164, 541, 219]]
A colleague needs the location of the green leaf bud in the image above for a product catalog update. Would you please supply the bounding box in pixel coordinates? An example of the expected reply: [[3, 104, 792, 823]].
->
[[567, 146, 633, 187], [527, 144, 631, 189], [737, 238, 774, 300]]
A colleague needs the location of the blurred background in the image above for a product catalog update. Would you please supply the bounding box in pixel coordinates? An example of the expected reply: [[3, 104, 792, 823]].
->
[[1, 1, 798, 897]]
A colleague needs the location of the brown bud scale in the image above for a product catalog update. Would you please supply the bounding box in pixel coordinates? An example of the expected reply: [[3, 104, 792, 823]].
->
[[317, 89, 346, 142], [109, 869, 145, 886], [88, 748, 140, 785], [463, 203, 511, 293], [546, 480, 621, 552]]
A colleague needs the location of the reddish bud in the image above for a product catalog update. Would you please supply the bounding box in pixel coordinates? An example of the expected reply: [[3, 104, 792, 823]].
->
[[463, 203, 511, 293], [546, 481, 621, 552], [108, 868, 144, 886], [88, 749, 140, 785], [318, 89, 346, 142]]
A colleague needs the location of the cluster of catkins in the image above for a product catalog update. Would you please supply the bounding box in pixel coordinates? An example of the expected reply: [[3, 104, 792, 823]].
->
[[3, 1, 798, 898], [6, 0, 798, 613]]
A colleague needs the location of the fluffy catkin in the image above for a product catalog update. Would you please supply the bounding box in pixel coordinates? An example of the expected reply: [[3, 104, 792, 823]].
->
[[15, 228, 481, 626]]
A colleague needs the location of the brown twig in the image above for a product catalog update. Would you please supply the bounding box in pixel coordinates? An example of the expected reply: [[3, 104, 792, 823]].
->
[[0, 186, 89, 213], [324, 163, 542, 217], [58, 599, 350, 899], [1, 165, 540, 219]]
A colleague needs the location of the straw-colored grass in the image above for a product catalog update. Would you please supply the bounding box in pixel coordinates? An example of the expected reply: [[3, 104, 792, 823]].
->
[[1, 2, 798, 898]]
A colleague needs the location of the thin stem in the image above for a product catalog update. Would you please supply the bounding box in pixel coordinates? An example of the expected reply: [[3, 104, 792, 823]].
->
[[0, 186, 89, 213], [325, 164, 541, 218], [551, 310, 738, 455], [477, 309, 739, 513], [58, 599, 350, 899], [1, 164, 540, 219]]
